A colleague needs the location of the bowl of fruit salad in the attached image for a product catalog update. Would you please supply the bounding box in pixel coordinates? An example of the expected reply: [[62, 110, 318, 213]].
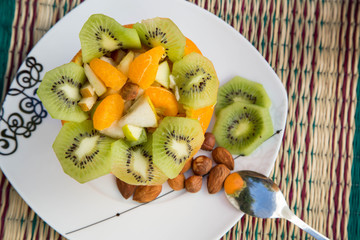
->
[[0, 0, 287, 239]]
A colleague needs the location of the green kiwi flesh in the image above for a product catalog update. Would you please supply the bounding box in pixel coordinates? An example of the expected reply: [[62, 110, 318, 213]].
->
[[172, 52, 219, 109], [110, 135, 168, 185], [52, 120, 114, 183], [215, 76, 271, 115], [213, 102, 273, 156], [152, 117, 204, 179], [79, 14, 141, 63], [37, 62, 88, 122], [133, 17, 186, 62]]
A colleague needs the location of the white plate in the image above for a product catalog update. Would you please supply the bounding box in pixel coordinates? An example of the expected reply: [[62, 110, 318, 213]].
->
[[0, 0, 287, 239]]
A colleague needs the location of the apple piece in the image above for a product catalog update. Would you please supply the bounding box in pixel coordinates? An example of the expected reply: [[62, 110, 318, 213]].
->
[[101, 95, 158, 139], [120, 95, 158, 127], [174, 86, 180, 101], [84, 63, 107, 96], [123, 124, 143, 141], [169, 74, 176, 90], [80, 82, 96, 98], [122, 124, 147, 146], [100, 120, 124, 139], [78, 95, 98, 112], [155, 61, 170, 88], [100, 56, 117, 67], [117, 51, 135, 76], [116, 95, 158, 136]]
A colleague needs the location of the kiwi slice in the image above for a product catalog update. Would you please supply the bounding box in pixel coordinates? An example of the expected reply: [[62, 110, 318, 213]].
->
[[52, 120, 114, 183], [213, 102, 273, 156], [215, 76, 271, 115], [172, 52, 219, 109], [79, 14, 141, 63], [37, 62, 88, 122], [133, 17, 186, 62], [152, 117, 204, 179], [110, 135, 168, 185]]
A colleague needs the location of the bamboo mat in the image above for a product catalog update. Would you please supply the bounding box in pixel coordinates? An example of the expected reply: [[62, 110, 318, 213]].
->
[[0, 0, 359, 239]]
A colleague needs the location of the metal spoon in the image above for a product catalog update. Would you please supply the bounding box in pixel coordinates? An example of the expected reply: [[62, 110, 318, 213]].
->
[[224, 170, 329, 240]]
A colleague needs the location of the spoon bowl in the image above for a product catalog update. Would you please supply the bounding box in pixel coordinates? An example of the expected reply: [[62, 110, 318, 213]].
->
[[224, 171, 329, 240]]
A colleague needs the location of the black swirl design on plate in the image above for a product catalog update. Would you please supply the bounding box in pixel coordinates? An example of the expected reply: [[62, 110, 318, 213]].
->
[[0, 57, 47, 156]]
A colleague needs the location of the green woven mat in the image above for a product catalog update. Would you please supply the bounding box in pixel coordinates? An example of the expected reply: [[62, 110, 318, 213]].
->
[[1, 0, 359, 239], [0, 0, 15, 103], [350, 59, 360, 238]]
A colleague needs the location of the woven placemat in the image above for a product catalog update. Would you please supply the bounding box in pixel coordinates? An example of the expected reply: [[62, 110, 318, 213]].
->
[[1, 0, 359, 239]]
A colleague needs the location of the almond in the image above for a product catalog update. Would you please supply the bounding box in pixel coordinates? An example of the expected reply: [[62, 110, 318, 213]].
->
[[168, 173, 185, 191], [185, 175, 202, 193], [207, 164, 230, 194], [212, 147, 234, 170], [116, 178, 137, 199], [192, 155, 212, 176], [133, 185, 162, 203]]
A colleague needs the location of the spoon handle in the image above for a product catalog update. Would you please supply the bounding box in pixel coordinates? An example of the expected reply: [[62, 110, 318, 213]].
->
[[281, 207, 329, 240]]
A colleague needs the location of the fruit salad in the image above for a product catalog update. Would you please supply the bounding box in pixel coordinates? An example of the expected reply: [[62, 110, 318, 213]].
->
[[37, 14, 274, 203], [37, 14, 219, 185]]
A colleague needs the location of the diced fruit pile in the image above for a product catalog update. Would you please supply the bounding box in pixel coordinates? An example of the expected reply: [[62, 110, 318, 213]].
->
[[37, 13, 274, 203], [37, 14, 219, 187]]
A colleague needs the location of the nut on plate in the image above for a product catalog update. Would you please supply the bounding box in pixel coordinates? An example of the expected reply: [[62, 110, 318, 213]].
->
[[207, 164, 230, 194], [185, 175, 202, 193], [133, 185, 162, 203], [212, 147, 234, 170], [168, 173, 185, 191], [201, 132, 216, 151], [192, 155, 212, 176], [116, 178, 137, 199]]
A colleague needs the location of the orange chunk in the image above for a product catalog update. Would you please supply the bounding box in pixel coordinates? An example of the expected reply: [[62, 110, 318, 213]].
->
[[61, 120, 68, 126], [186, 104, 215, 133], [123, 23, 134, 28], [145, 86, 178, 116], [224, 172, 245, 195], [71, 50, 83, 65], [184, 37, 202, 55], [93, 94, 124, 130], [128, 46, 165, 89], [89, 58, 127, 91]]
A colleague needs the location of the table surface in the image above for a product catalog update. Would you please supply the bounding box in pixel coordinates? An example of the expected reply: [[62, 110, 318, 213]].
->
[[0, 0, 359, 239]]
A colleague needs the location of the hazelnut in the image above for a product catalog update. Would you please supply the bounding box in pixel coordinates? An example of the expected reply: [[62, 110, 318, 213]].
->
[[201, 132, 216, 151], [192, 155, 212, 176], [212, 147, 234, 170], [168, 173, 185, 191], [120, 82, 139, 100], [185, 175, 202, 193]]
